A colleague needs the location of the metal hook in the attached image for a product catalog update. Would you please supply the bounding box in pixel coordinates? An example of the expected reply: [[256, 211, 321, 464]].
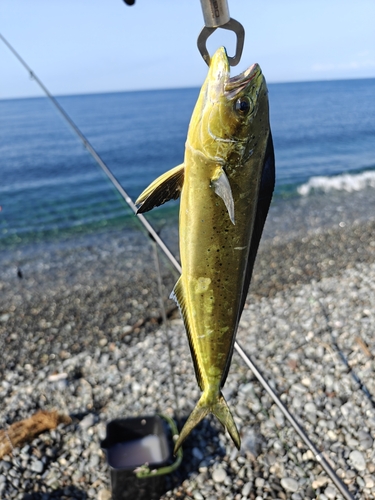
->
[[197, 17, 245, 67]]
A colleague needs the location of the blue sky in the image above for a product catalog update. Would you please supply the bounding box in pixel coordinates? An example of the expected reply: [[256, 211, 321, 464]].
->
[[1, 0, 374, 99]]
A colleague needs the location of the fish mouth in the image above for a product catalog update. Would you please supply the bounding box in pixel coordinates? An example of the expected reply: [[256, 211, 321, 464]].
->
[[224, 63, 261, 97]]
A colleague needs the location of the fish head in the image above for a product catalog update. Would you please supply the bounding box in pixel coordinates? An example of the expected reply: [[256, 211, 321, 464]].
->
[[187, 46, 268, 164]]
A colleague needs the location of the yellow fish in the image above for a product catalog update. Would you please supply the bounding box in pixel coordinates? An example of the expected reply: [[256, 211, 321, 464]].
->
[[136, 47, 275, 452]]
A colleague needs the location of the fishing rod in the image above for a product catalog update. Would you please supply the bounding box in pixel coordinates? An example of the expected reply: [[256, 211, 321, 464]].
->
[[1, 33, 354, 500]]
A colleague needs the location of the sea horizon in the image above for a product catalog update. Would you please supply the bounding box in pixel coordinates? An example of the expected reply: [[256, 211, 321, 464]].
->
[[1, 75, 374, 102]]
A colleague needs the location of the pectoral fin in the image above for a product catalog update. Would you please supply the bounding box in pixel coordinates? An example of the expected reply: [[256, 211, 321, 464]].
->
[[211, 168, 235, 225], [136, 164, 184, 214]]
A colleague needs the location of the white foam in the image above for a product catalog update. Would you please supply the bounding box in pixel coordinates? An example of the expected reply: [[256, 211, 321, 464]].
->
[[298, 171, 375, 196]]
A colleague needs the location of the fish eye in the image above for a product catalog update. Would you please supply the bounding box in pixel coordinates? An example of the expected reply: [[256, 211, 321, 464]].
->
[[235, 96, 252, 115]]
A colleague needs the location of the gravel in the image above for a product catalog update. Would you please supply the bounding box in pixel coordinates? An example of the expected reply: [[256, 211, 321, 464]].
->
[[1, 192, 375, 499]]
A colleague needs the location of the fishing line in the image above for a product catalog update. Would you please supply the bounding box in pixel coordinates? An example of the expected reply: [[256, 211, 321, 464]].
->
[[1, 33, 354, 499]]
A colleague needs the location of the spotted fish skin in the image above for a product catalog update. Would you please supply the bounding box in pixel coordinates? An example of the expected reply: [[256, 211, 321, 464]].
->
[[136, 47, 275, 453]]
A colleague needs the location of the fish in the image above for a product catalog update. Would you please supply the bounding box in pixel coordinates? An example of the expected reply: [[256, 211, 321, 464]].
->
[[136, 46, 275, 453]]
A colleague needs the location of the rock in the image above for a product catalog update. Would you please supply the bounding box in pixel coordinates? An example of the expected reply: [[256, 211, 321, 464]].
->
[[302, 450, 314, 461], [346, 436, 359, 447], [292, 396, 303, 408], [358, 431, 373, 449], [255, 477, 265, 488], [324, 374, 334, 388], [89, 454, 100, 468], [192, 447, 204, 461], [236, 404, 250, 418], [324, 485, 336, 499], [327, 430, 337, 441], [312, 476, 330, 489], [356, 476, 365, 488], [340, 402, 353, 417], [242, 428, 263, 457], [79, 413, 95, 430], [349, 450, 366, 471], [98, 489, 111, 500], [241, 481, 252, 497], [193, 492, 204, 500], [212, 468, 227, 483], [364, 475, 375, 488], [30, 460, 44, 474], [304, 402, 317, 413], [280, 477, 299, 492]]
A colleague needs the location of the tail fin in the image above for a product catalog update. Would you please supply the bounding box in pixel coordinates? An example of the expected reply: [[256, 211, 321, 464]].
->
[[174, 391, 240, 454]]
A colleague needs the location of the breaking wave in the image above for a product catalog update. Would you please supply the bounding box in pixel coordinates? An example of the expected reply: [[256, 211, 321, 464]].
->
[[297, 170, 375, 196]]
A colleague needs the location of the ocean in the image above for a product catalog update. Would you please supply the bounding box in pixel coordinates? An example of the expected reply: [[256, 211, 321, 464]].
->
[[0, 78, 374, 255]]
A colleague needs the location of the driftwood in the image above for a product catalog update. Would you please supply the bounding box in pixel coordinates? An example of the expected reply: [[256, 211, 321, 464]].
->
[[0, 410, 71, 459]]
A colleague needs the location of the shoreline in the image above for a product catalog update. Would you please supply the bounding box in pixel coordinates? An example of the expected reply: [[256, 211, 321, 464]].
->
[[1, 192, 375, 498], [1, 194, 375, 367], [2, 184, 375, 268]]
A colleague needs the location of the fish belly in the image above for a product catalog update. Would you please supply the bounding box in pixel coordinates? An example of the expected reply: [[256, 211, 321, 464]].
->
[[179, 153, 260, 391]]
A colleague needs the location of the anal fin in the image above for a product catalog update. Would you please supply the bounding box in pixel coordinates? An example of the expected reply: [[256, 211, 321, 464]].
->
[[170, 277, 204, 391]]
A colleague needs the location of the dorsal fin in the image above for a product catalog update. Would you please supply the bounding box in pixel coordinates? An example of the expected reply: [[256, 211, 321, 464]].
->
[[136, 163, 184, 214], [170, 278, 204, 391]]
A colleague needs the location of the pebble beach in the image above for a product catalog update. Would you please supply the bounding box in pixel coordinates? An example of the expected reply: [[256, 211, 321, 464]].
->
[[1, 190, 375, 500]]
